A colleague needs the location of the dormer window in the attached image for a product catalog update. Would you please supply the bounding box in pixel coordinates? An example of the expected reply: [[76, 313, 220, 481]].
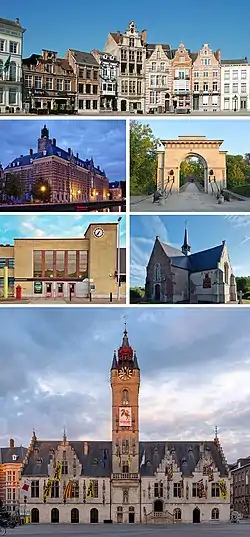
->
[[12, 454, 17, 461], [36, 457, 43, 464], [34, 448, 39, 454], [92, 458, 98, 466], [153, 447, 159, 455]]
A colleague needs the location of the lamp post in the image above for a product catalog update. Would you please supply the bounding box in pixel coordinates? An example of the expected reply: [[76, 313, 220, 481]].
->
[[233, 95, 238, 112], [24, 496, 27, 524], [117, 216, 122, 300]]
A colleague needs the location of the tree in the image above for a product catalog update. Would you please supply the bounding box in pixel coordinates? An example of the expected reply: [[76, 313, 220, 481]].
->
[[226, 155, 248, 188], [31, 178, 51, 203], [235, 276, 250, 294], [180, 159, 204, 186], [3, 172, 23, 200], [130, 121, 159, 195]]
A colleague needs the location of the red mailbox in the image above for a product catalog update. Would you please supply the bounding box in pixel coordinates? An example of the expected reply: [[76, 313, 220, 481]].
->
[[16, 285, 22, 300]]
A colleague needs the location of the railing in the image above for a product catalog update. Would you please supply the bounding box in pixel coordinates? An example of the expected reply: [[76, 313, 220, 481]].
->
[[112, 473, 139, 479]]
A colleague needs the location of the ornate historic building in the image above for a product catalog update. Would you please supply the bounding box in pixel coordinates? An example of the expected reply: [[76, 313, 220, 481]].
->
[[22, 50, 77, 113], [171, 43, 193, 111], [66, 50, 100, 113], [191, 45, 221, 112], [145, 44, 172, 113], [104, 21, 147, 113], [19, 327, 230, 524], [145, 228, 237, 304], [0, 439, 27, 512], [3, 124, 109, 203], [91, 50, 119, 111], [0, 17, 25, 113]]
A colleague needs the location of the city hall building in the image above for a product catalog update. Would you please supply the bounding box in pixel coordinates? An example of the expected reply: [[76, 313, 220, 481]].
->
[[19, 327, 230, 525], [2, 125, 109, 203], [0, 222, 125, 300]]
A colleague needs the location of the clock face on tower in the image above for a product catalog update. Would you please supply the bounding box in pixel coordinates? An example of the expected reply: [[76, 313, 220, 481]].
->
[[118, 367, 132, 381]]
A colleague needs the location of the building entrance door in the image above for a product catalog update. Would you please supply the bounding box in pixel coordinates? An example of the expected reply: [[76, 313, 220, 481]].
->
[[129, 512, 135, 523], [193, 96, 199, 110], [193, 507, 200, 523], [154, 284, 161, 301], [69, 283, 76, 298], [57, 282, 64, 297], [46, 283, 52, 297]]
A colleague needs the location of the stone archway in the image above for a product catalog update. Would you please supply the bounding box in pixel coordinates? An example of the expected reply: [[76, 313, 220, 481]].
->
[[31, 508, 39, 523], [157, 136, 227, 194]]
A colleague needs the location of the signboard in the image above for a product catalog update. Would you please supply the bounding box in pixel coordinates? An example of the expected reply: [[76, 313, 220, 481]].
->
[[119, 407, 132, 427], [90, 284, 95, 291], [34, 281, 43, 294]]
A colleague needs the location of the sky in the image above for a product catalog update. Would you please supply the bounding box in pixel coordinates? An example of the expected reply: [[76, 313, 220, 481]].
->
[[0, 214, 126, 247], [2, 1, 250, 58], [0, 307, 250, 463], [0, 119, 126, 182], [130, 214, 250, 287], [138, 119, 250, 157]]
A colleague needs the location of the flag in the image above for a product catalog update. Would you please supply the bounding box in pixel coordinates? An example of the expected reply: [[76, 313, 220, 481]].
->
[[128, 452, 131, 467], [53, 461, 62, 482], [43, 478, 52, 500], [140, 450, 146, 468], [20, 480, 30, 494], [87, 480, 94, 498], [3, 55, 11, 72], [101, 449, 108, 467], [63, 481, 73, 500], [218, 479, 228, 499]]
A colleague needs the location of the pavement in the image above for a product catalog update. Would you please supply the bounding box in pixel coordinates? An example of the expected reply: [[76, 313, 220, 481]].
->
[[0, 297, 126, 305], [6, 111, 250, 117], [6, 523, 250, 536], [130, 183, 250, 212]]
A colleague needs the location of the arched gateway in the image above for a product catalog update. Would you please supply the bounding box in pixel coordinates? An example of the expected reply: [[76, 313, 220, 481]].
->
[[157, 136, 227, 194]]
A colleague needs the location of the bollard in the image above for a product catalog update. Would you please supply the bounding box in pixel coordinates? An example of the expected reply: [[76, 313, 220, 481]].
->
[[89, 292, 92, 302], [110, 292, 113, 302]]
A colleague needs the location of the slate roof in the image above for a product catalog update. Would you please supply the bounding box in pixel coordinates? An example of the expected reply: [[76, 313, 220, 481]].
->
[[221, 58, 248, 65], [4, 145, 106, 178], [70, 50, 98, 67], [21, 440, 228, 478], [0, 446, 27, 464], [110, 32, 121, 44], [160, 240, 224, 273], [0, 18, 25, 30]]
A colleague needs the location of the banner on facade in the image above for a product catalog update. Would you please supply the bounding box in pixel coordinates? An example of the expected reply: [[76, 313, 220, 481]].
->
[[87, 480, 95, 498], [53, 461, 62, 481], [20, 480, 30, 495], [218, 479, 228, 499], [119, 407, 132, 427], [43, 478, 52, 500], [63, 481, 73, 500]]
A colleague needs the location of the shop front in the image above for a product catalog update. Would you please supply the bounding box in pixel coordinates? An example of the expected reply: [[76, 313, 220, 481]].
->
[[33, 280, 88, 299], [25, 89, 77, 114]]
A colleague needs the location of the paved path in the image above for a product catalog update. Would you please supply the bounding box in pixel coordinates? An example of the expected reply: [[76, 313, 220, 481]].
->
[[131, 183, 250, 212], [0, 298, 125, 305], [7, 523, 250, 536]]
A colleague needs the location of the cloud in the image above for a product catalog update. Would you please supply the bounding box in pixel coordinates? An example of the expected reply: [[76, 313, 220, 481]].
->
[[1, 308, 250, 463]]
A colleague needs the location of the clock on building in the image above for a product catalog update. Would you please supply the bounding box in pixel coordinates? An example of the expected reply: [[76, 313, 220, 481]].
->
[[93, 227, 104, 238], [118, 367, 132, 381]]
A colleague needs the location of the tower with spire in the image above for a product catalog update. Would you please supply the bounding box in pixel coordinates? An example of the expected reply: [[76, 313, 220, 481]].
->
[[181, 224, 191, 256], [110, 321, 140, 475], [38, 124, 52, 153]]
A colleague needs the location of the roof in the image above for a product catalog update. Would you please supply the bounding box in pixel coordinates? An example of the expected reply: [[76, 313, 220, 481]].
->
[[110, 32, 121, 44], [160, 240, 224, 272], [4, 145, 107, 178], [221, 59, 248, 65], [0, 17, 25, 31], [22, 55, 73, 72], [21, 440, 228, 478], [0, 446, 27, 464], [70, 50, 98, 66]]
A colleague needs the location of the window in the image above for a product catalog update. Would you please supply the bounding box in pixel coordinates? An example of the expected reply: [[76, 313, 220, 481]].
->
[[122, 389, 129, 403], [122, 440, 129, 454], [31, 480, 39, 498], [241, 70, 247, 79], [9, 62, 16, 82], [154, 482, 163, 497], [56, 251, 65, 277], [150, 76, 155, 87], [224, 70, 230, 80], [241, 83, 247, 93], [93, 480, 98, 498], [7, 488, 11, 501], [57, 79, 63, 91], [129, 81, 136, 94], [203, 83, 209, 92], [129, 38, 134, 47], [224, 84, 230, 93], [212, 81, 218, 91], [224, 262, 229, 284], [86, 100, 91, 109], [121, 80, 128, 94], [121, 49, 127, 61], [212, 95, 218, 106], [65, 80, 71, 91], [194, 71, 199, 78], [192, 483, 201, 497], [203, 71, 209, 77], [123, 488, 129, 503], [160, 62, 165, 72], [211, 483, 220, 497], [92, 100, 98, 110], [162, 76, 166, 86], [86, 69, 91, 79], [211, 508, 219, 520], [34, 76, 42, 89], [44, 251, 53, 278], [202, 95, 209, 106], [232, 70, 238, 79], [137, 51, 142, 62], [213, 70, 218, 78], [151, 62, 156, 71], [93, 85, 98, 94], [51, 481, 59, 498], [79, 69, 84, 78], [86, 84, 91, 94], [0, 61, 3, 79], [194, 82, 199, 92], [7, 471, 11, 482], [129, 50, 135, 62], [154, 263, 161, 281], [62, 460, 68, 475], [78, 83, 84, 94], [0, 39, 5, 52], [9, 41, 18, 54], [173, 482, 182, 498], [33, 251, 42, 278], [224, 98, 230, 110], [46, 78, 53, 90], [68, 251, 77, 277], [72, 481, 79, 498], [25, 75, 32, 88], [174, 508, 181, 520], [9, 89, 17, 105]]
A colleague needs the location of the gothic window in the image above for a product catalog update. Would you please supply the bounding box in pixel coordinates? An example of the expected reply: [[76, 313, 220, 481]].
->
[[154, 263, 161, 282], [192, 483, 200, 497], [122, 389, 129, 404], [129, 38, 134, 48], [31, 480, 39, 498], [211, 508, 219, 520], [154, 482, 163, 497], [72, 481, 79, 498], [123, 488, 129, 503], [173, 482, 182, 498], [51, 481, 59, 498], [62, 452, 68, 475], [174, 508, 182, 520], [211, 483, 220, 497], [224, 262, 229, 284]]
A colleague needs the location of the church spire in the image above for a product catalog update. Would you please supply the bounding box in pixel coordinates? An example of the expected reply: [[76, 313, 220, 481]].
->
[[181, 223, 191, 256], [112, 320, 139, 370]]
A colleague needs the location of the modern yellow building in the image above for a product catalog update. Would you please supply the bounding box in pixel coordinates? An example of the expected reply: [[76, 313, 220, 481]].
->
[[0, 223, 126, 300]]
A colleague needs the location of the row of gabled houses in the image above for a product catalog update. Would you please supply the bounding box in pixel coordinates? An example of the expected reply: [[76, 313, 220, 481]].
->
[[1, 17, 250, 114]]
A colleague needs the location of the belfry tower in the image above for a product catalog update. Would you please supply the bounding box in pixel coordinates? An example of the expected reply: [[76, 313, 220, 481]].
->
[[181, 225, 191, 256], [110, 323, 140, 474]]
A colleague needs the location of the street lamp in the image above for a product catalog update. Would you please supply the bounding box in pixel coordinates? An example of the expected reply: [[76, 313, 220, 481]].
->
[[40, 185, 46, 192], [233, 95, 238, 112], [117, 217, 122, 301]]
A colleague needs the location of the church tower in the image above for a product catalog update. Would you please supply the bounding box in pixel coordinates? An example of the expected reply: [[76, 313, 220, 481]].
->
[[181, 225, 191, 256], [110, 323, 140, 474], [38, 124, 52, 152]]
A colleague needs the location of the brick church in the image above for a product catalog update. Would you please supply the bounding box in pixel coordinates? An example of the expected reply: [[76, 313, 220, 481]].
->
[[145, 227, 237, 304], [19, 326, 231, 524]]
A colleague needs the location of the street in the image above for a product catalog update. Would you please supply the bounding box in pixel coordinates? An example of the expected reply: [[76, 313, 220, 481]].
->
[[130, 183, 250, 212], [6, 523, 250, 537]]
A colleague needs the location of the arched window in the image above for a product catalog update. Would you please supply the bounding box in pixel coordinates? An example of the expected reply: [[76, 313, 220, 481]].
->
[[211, 507, 219, 520], [122, 389, 129, 404], [154, 262, 161, 281], [224, 262, 229, 284], [174, 508, 182, 520], [9, 62, 16, 82]]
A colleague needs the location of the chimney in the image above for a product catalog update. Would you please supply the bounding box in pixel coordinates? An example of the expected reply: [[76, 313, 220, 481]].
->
[[52, 138, 56, 146], [10, 438, 14, 448], [30, 148, 33, 156], [83, 442, 88, 455], [76, 152, 79, 158], [68, 148, 71, 154], [20, 155, 23, 157], [15, 18, 20, 24], [141, 29, 147, 45]]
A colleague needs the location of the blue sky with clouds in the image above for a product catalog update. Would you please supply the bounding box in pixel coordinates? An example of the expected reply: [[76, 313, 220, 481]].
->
[[138, 119, 250, 156], [0, 214, 126, 247], [131, 215, 250, 287], [1, 307, 250, 462], [2, 0, 250, 58], [0, 119, 126, 182]]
